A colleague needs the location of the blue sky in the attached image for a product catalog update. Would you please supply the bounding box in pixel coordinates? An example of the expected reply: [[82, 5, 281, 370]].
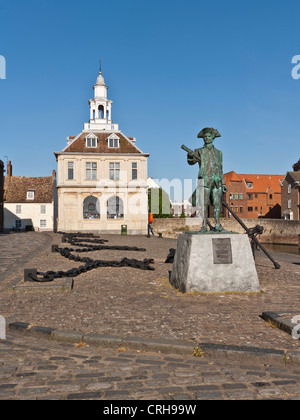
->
[[0, 0, 300, 197]]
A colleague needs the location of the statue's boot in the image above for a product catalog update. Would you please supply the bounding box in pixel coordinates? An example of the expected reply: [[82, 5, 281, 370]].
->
[[214, 223, 224, 232]]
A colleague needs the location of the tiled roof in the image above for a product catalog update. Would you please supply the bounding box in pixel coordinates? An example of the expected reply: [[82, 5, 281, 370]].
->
[[224, 172, 283, 193], [63, 132, 142, 154], [4, 176, 54, 203], [224, 171, 243, 183], [238, 174, 284, 193]]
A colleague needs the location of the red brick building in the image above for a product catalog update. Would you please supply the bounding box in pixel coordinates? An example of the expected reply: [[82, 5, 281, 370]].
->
[[223, 171, 284, 219], [223, 171, 248, 217]]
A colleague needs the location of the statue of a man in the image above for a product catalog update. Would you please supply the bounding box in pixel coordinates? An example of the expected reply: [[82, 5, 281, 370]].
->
[[183, 127, 227, 232]]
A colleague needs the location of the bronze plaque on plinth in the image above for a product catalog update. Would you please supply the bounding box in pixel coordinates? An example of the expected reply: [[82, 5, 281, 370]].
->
[[212, 238, 232, 264]]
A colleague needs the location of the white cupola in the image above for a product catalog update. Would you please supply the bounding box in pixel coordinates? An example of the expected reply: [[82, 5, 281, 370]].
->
[[94, 72, 107, 97], [84, 62, 119, 132]]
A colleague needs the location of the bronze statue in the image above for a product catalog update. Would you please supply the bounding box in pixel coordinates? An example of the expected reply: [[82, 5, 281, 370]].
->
[[182, 127, 227, 232]]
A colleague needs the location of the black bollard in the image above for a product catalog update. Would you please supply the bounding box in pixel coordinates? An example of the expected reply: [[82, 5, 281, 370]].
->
[[24, 269, 37, 282]]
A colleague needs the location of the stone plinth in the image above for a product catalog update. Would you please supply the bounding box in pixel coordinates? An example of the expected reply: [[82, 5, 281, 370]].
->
[[170, 232, 260, 293]]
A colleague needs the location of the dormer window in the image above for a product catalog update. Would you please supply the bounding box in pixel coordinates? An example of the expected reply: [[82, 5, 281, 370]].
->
[[107, 133, 120, 148], [27, 190, 35, 200], [245, 181, 253, 188], [109, 138, 119, 148], [86, 134, 98, 148]]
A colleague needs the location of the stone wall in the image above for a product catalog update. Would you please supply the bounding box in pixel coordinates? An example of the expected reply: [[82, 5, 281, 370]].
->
[[151, 217, 300, 245]]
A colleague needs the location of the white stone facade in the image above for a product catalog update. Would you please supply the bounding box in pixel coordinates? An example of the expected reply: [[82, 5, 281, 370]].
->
[[4, 202, 54, 231], [56, 154, 148, 234]]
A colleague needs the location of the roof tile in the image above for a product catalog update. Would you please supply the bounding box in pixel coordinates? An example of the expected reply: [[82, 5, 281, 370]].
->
[[238, 174, 283, 193], [4, 176, 54, 203], [64, 132, 141, 154]]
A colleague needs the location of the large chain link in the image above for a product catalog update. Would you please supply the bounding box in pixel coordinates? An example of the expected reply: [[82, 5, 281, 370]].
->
[[28, 232, 155, 282]]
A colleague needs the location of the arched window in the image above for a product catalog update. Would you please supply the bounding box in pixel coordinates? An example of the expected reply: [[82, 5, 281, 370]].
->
[[98, 105, 104, 119], [107, 196, 124, 219], [83, 196, 100, 219]]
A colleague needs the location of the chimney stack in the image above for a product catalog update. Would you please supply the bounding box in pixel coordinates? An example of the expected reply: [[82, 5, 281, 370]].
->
[[292, 159, 300, 172], [7, 161, 12, 178]]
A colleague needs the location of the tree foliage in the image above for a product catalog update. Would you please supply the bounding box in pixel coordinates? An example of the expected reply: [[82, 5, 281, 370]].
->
[[148, 188, 173, 218]]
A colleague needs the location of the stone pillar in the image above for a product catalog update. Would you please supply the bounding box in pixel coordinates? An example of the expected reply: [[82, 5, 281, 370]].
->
[[170, 232, 260, 293]]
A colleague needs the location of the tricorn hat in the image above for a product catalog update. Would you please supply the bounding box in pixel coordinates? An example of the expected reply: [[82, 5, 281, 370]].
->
[[197, 127, 221, 139]]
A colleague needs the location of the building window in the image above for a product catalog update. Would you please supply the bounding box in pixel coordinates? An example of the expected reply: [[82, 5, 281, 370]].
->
[[15, 220, 22, 230], [132, 162, 137, 180], [68, 162, 74, 180], [109, 162, 120, 180], [16, 205, 21, 214], [86, 162, 97, 180], [109, 138, 119, 148], [248, 207, 253, 212], [107, 196, 124, 219], [108, 134, 120, 148], [83, 196, 100, 219], [229, 193, 234, 200], [255, 194, 258, 198], [40, 220, 47, 228], [234, 194, 239, 200], [246, 182, 253, 188], [248, 194, 253, 200], [255, 207, 258, 211], [269, 194, 273, 200], [288, 184, 291, 194], [86, 135, 97, 148], [40, 205, 46, 215], [239, 194, 243, 200], [288, 199, 292, 209], [27, 190, 35, 200]]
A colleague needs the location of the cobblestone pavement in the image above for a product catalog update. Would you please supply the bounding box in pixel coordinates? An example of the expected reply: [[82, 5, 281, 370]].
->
[[0, 231, 300, 400], [1, 232, 300, 351], [1, 332, 300, 400], [0, 232, 51, 282]]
